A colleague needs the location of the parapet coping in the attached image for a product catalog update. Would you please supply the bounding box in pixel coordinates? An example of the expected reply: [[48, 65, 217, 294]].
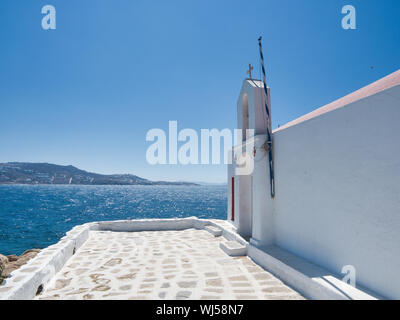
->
[[248, 242, 383, 300]]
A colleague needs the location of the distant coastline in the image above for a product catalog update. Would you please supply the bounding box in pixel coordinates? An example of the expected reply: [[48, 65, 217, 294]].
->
[[0, 162, 198, 186]]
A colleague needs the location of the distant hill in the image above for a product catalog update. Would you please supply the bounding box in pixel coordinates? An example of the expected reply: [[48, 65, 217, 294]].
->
[[0, 162, 198, 186]]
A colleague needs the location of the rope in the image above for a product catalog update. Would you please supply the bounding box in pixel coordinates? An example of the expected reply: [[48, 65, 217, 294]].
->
[[258, 36, 275, 198]]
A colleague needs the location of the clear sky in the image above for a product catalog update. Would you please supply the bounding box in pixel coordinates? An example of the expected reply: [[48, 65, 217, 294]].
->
[[0, 0, 399, 183]]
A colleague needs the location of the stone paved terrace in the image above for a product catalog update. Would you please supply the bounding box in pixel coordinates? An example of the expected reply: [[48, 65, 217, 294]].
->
[[35, 228, 304, 300]]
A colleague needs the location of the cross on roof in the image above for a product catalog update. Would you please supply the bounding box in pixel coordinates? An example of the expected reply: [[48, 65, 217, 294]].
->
[[247, 64, 254, 79]]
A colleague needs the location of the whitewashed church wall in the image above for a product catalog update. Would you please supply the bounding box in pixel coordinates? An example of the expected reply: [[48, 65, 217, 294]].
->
[[270, 84, 400, 299]]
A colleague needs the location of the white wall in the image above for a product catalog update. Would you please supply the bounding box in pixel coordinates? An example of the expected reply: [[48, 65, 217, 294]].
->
[[268, 84, 400, 299], [237, 174, 252, 238], [251, 135, 275, 246], [229, 79, 271, 237], [237, 79, 268, 137]]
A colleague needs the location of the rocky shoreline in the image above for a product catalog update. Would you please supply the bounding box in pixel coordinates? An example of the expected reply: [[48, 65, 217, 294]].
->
[[0, 249, 40, 283]]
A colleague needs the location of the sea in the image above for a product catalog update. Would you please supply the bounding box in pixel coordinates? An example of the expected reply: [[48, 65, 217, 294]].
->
[[0, 185, 227, 256]]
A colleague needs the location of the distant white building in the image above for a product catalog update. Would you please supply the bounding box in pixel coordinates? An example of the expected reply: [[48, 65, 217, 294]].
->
[[228, 70, 400, 299]]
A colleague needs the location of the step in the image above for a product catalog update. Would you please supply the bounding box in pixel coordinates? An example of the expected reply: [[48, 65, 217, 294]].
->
[[220, 241, 247, 257], [204, 225, 223, 237], [247, 244, 381, 300]]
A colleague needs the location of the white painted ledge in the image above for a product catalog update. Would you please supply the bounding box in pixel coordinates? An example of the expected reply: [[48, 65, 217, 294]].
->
[[220, 241, 247, 256], [248, 243, 382, 300], [204, 225, 223, 237]]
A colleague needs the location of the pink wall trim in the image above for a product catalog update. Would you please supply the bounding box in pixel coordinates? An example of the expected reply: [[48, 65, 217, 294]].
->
[[274, 69, 400, 133]]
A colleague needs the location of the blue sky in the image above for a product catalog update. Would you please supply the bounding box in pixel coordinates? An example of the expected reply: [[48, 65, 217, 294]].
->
[[0, 0, 399, 183]]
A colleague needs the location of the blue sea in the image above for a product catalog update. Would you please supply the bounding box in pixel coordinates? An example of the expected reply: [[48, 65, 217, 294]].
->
[[0, 185, 227, 256]]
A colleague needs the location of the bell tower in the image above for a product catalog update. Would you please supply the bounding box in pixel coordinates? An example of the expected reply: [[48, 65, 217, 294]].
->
[[227, 77, 272, 240], [237, 79, 270, 139]]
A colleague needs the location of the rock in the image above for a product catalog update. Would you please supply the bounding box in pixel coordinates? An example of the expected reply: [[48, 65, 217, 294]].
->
[[21, 249, 40, 256], [1, 250, 40, 279], [19, 250, 39, 262], [7, 255, 18, 262], [0, 254, 8, 267], [0, 254, 9, 278]]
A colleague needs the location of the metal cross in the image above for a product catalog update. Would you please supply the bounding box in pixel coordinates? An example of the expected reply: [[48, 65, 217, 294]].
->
[[247, 64, 254, 79]]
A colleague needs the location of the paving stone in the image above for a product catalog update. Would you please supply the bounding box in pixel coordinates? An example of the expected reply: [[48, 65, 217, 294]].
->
[[205, 272, 219, 278], [204, 287, 224, 294], [253, 273, 272, 280], [178, 281, 197, 288], [262, 286, 293, 293], [200, 295, 221, 300], [176, 290, 192, 300], [229, 275, 248, 281], [231, 282, 252, 287], [35, 229, 304, 300], [236, 295, 258, 300], [234, 289, 255, 293], [206, 278, 224, 287]]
